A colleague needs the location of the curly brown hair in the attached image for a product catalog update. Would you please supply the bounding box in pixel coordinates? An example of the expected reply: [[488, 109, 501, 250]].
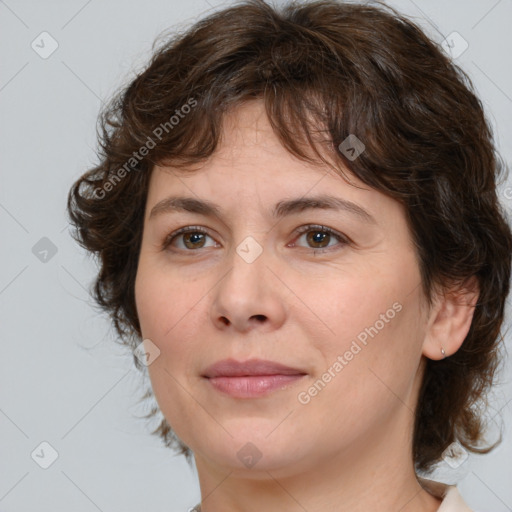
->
[[67, 0, 512, 473]]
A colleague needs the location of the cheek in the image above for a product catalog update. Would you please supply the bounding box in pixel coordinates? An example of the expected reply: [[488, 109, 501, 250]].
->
[[134, 264, 207, 431], [302, 263, 425, 396], [135, 257, 200, 338], [134, 261, 212, 384], [296, 265, 408, 353], [311, 285, 425, 410]]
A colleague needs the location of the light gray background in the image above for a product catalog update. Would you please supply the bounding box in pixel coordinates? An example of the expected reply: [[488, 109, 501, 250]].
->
[[1, 1, 511, 511]]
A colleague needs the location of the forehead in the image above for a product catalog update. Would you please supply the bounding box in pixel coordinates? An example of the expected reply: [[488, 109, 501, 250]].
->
[[145, 100, 400, 224]]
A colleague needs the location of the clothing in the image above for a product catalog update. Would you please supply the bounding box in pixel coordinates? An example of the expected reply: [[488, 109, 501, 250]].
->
[[191, 478, 473, 511], [419, 477, 474, 512]]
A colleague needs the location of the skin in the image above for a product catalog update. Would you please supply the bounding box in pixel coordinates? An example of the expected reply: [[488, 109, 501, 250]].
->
[[134, 100, 479, 512]]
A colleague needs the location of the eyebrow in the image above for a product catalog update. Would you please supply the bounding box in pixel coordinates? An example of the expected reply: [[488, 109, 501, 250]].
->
[[148, 194, 376, 224]]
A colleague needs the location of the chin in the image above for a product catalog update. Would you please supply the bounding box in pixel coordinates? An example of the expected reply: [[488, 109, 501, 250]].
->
[[190, 422, 313, 475]]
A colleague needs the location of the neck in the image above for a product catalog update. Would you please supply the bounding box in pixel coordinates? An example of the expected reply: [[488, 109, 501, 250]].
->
[[192, 408, 442, 512]]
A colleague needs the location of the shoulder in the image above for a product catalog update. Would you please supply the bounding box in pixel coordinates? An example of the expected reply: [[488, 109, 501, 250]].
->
[[438, 486, 474, 512], [418, 477, 474, 511]]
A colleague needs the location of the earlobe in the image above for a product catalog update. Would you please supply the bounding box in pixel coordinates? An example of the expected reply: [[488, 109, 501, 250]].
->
[[422, 276, 480, 360]]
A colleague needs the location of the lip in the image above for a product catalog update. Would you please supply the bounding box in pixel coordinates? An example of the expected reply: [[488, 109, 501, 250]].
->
[[202, 358, 307, 398]]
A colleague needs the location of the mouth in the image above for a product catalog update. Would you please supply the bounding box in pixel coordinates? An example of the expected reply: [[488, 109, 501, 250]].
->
[[202, 358, 308, 398]]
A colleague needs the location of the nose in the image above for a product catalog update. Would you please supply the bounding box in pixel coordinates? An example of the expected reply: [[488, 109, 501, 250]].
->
[[210, 241, 287, 334]]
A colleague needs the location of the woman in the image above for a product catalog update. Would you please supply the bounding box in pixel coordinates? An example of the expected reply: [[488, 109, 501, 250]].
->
[[67, 0, 512, 510]]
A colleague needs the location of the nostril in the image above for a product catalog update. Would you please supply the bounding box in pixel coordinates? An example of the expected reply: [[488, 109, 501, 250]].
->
[[251, 314, 267, 323]]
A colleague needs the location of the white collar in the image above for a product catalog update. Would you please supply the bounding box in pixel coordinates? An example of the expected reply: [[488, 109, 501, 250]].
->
[[418, 477, 474, 511], [191, 477, 474, 512]]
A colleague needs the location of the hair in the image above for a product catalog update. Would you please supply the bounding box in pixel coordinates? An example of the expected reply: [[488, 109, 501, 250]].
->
[[67, 0, 512, 474]]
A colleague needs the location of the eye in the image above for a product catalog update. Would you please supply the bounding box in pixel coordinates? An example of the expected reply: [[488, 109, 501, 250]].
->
[[162, 224, 350, 253], [162, 226, 217, 251], [291, 224, 349, 253]]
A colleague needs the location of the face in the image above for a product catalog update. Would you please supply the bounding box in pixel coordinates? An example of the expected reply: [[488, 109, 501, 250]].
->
[[135, 100, 431, 477]]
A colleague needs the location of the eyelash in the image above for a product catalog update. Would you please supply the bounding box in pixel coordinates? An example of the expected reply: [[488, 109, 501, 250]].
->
[[161, 224, 350, 254]]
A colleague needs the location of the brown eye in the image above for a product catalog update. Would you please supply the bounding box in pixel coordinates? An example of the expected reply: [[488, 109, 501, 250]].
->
[[305, 230, 332, 249], [182, 232, 207, 249], [293, 225, 349, 252], [163, 227, 216, 251]]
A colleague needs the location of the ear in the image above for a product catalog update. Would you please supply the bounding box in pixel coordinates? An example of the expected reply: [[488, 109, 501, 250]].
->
[[422, 276, 480, 360]]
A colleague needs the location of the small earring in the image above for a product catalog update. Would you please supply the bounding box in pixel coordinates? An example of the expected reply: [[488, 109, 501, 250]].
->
[[441, 346, 446, 359]]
